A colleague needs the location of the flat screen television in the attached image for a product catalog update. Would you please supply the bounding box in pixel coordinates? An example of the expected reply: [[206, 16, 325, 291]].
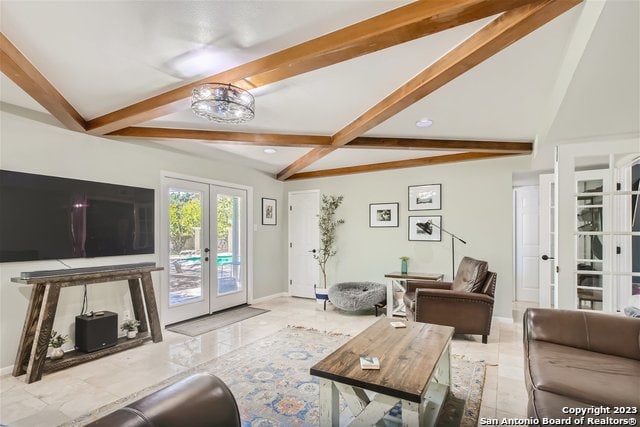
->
[[0, 170, 154, 262]]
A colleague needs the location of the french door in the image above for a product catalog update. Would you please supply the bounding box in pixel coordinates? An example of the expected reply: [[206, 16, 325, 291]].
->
[[163, 177, 247, 324]]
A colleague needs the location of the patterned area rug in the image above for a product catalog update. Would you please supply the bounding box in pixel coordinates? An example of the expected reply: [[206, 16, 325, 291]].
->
[[167, 306, 269, 337], [70, 327, 485, 426]]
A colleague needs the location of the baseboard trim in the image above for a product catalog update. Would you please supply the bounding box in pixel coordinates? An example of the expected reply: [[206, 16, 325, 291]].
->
[[250, 292, 289, 304], [0, 364, 14, 377], [493, 316, 514, 323]]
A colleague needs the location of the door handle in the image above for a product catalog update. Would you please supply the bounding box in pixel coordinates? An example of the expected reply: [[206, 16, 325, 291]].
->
[[308, 249, 317, 254], [541, 254, 555, 260]]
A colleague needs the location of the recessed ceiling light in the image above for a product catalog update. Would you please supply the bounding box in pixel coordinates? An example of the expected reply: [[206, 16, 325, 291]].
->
[[263, 148, 277, 154], [415, 118, 433, 128]]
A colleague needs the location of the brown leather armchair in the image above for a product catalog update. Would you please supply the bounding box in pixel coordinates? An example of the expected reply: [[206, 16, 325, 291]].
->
[[403, 256, 496, 344], [87, 373, 241, 427]]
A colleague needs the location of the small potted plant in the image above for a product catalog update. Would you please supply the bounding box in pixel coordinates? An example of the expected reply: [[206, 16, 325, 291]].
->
[[121, 319, 140, 339], [400, 256, 409, 274], [49, 330, 68, 360]]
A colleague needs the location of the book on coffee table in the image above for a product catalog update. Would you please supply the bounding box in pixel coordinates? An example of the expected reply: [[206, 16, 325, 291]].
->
[[390, 321, 406, 328], [360, 356, 380, 370]]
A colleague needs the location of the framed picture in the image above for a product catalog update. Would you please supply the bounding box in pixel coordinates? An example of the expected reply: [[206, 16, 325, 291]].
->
[[369, 202, 399, 228], [408, 215, 442, 241], [408, 184, 441, 211], [262, 198, 277, 225]]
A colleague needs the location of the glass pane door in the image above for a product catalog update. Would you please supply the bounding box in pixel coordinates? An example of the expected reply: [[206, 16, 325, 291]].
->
[[211, 186, 247, 312], [575, 172, 608, 311], [164, 179, 211, 324]]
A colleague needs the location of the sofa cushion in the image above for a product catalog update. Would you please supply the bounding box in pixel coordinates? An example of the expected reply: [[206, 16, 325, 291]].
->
[[527, 340, 640, 407], [528, 389, 640, 423]]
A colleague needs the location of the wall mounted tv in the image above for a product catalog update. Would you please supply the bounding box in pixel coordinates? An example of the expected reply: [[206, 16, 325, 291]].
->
[[0, 170, 154, 262]]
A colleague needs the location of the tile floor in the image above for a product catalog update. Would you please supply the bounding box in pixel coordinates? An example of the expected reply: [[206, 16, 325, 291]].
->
[[0, 297, 532, 426]]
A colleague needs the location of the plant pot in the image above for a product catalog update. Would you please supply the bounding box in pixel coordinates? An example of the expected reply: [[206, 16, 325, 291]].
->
[[315, 287, 329, 311], [127, 329, 138, 339], [50, 347, 64, 360]]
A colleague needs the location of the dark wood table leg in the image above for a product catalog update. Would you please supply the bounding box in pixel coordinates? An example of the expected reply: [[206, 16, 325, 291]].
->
[[25, 282, 61, 384], [13, 285, 46, 377], [140, 272, 163, 343], [128, 278, 148, 334]]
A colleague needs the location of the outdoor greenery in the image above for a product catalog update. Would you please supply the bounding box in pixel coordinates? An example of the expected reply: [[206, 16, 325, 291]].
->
[[315, 195, 345, 289], [169, 192, 235, 254]]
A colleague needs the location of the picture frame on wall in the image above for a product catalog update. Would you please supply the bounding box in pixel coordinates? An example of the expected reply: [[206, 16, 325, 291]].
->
[[262, 198, 277, 225], [369, 202, 399, 228], [408, 184, 441, 211], [408, 215, 442, 241]]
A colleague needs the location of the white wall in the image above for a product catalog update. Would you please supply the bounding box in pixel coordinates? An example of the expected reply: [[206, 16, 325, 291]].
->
[[285, 155, 531, 319], [0, 109, 287, 371]]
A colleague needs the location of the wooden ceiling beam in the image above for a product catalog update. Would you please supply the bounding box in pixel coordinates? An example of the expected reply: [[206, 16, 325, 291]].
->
[[85, 0, 543, 135], [346, 137, 532, 153], [107, 127, 331, 147], [108, 127, 533, 152], [0, 32, 86, 132], [277, 0, 582, 180], [286, 152, 515, 180]]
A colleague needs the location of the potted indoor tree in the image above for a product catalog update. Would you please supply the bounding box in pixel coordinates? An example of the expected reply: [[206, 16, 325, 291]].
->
[[121, 319, 141, 339], [314, 194, 344, 307], [49, 330, 68, 360]]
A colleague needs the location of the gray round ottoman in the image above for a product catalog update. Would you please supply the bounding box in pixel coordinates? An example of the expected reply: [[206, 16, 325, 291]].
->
[[328, 282, 386, 311]]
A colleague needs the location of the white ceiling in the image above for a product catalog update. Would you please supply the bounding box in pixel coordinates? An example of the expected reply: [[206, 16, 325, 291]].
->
[[1, 1, 638, 174]]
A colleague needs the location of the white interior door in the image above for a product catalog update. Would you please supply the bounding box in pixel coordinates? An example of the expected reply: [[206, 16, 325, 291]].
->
[[163, 178, 248, 324], [288, 190, 319, 298], [539, 174, 556, 308], [515, 186, 540, 302]]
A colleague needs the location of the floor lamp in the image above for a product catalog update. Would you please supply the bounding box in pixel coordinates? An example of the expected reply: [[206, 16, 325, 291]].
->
[[422, 220, 467, 279]]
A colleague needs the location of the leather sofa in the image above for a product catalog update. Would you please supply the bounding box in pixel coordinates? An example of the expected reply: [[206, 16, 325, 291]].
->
[[524, 308, 640, 422], [404, 256, 496, 343], [87, 373, 241, 427]]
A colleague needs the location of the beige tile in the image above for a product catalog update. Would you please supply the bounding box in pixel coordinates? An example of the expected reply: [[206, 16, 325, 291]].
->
[[481, 383, 497, 409], [10, 409, 70, 427], [0, 388, 48, 424], [0, 297, 532, 426], [496, 376, 528, 416]]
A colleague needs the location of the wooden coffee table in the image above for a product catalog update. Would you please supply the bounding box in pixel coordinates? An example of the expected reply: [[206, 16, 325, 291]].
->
[[310, 318, 454, 426]]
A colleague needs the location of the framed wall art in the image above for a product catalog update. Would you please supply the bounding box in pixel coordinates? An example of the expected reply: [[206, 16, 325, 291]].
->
[[369, 202, 399, 228], [408, 215, 442, 241], [262, 198, 277, 225], [408, 184, 441, 211]]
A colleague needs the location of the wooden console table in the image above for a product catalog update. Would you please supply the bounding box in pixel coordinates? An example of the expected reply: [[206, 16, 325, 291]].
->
[[384, 272, 444, 317], [12, 265, 163, 383]]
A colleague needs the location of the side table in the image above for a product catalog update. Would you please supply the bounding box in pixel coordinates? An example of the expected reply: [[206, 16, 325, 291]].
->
[[384, 272, 444, 317]]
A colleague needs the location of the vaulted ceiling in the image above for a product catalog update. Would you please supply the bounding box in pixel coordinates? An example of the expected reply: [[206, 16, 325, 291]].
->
[[1, 1, 638, 179]]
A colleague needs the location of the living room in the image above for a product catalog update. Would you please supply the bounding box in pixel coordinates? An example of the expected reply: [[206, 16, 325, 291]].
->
[[1, 1, 639, 426]]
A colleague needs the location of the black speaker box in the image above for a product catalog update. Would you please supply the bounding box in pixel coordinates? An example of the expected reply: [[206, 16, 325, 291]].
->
[[75, 311, 118, 353]]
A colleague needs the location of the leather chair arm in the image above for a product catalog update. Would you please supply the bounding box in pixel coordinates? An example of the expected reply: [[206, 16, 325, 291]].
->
[[415, 288, 494, 304], [87, 373, 241, 427], [406, 280, 452, 293]]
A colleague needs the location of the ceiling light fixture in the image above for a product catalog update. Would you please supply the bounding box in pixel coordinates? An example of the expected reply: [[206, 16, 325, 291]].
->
[[263, 148, 277, 154], [191, 83, 255, 124], [415, 117, 433, 128]]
